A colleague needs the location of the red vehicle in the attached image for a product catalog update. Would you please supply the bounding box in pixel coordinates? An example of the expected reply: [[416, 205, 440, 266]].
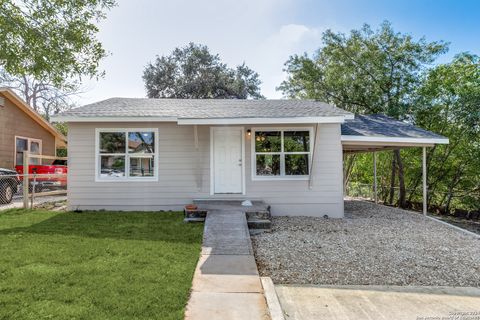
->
[[15, 159, 67, 191]]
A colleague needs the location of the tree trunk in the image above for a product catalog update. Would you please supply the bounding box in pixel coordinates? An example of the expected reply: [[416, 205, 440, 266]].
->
[[394, 149, 406, 208], [343, 154, 356, 192], [388, 152, 396, 205]]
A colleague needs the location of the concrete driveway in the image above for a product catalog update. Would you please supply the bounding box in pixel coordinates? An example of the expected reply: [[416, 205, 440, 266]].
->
[[275, 285, 480, 320]]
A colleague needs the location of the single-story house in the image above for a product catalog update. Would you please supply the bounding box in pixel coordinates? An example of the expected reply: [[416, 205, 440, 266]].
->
[[53, 98, 448, 217], [0, 88, 67, 169]]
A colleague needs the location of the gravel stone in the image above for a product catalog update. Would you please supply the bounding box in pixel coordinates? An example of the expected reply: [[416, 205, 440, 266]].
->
[[251, 200, 480, 286]]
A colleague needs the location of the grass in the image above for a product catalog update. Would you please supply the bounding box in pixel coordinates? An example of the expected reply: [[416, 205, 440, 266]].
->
[[0, 209, 204, 320]]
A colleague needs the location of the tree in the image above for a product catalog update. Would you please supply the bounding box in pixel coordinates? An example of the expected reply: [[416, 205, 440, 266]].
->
[[143, 43, 264, 99], [0, 68, 79, 120], [0, 0, 116, 87], [279, 21, 448, 207], [412, 53, 480, 212]]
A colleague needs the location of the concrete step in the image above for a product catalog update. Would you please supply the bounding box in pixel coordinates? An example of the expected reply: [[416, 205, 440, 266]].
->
[[247, 219, 271, 230], [246, 210, 271, 220]]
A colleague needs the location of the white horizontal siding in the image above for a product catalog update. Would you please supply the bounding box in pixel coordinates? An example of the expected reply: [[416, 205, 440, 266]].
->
[[67, 122, 344, 217]]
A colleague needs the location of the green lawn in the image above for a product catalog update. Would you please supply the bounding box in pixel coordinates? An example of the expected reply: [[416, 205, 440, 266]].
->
[[0, 209, 203, 320]]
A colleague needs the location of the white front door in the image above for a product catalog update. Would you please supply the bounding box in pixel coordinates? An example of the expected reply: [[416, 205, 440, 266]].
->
[[212, 127, 243, 194]]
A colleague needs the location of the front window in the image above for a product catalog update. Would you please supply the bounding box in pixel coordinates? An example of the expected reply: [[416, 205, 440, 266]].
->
[[97, 129, 157, 180], [253, 129, 311, 179]]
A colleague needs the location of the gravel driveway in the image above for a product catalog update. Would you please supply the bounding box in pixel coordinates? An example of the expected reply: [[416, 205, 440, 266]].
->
[[251, 200, 480, 286]]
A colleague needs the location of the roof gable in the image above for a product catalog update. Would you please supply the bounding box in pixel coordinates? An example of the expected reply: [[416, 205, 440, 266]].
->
[[0, 88, 67, 146]]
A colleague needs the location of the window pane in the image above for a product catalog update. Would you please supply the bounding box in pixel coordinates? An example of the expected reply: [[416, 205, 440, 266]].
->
[[255, 131, 281, 152], [285, 154, 309, 175], [256, 154, 280, 176], [130, 156, 155, 177], [16, 138, 28, 151], [30, 141, 40, 154], [100, 155, 125, 178], [15, 138, 29, 165], [100, 132, 126, 153], [16, 152, 24, 166], [284, 131, 310, 152], [128, 132, 154, 154]]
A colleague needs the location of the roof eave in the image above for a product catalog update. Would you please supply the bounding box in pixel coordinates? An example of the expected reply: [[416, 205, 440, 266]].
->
[[177, 115, 353, 125], [341, 135, 449, 146], [51, 115, 354, 124]]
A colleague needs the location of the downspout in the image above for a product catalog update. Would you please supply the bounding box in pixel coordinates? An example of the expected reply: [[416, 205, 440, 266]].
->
[[308, 123, 319, 189]]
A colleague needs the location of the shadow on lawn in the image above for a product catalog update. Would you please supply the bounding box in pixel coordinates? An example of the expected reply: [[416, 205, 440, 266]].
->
[[0, 211, 203, 244]]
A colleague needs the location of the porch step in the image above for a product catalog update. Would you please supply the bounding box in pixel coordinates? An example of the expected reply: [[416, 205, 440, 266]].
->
[[247, 218, 272, 230], [185, 199, 272, 231]]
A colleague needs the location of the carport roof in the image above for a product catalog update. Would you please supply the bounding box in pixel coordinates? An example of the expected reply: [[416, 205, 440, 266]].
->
[[341, 114, 449, 153]]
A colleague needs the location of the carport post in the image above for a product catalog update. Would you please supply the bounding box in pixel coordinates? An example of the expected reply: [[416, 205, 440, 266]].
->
[[373, 152, 378, 203], [422, 147, 427, 216]]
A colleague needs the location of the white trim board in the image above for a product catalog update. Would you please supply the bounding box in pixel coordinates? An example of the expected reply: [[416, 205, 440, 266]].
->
[[53, 116, 177, 122], [52, 115, 353, 124], [178, 116, 352, 125], [341, 135, 449, 145]]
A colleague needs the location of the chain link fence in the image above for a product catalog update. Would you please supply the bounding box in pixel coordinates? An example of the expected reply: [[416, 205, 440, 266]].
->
[[0, 153, 67, 210]]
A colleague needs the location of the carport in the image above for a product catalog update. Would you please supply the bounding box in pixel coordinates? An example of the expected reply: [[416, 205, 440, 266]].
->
[[341, 114, 449, 215]]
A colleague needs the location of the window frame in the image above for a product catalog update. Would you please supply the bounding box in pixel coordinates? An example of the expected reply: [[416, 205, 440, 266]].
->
[[14, 136, 43, 166], [95, 128, 159, 182], [250, 127, 314, 181]]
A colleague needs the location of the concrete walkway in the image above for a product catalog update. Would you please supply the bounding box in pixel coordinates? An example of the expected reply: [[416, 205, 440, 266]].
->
[[185, 210, 270, 320], [275, 285, 480, 320]]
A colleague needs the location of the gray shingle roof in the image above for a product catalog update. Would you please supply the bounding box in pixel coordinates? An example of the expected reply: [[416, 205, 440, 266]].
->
[[341, 114, 448, 140], [57, 98, 352, 119]]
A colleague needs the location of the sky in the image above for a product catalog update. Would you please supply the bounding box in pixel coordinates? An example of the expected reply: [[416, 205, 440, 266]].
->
[[78, 0, 480, 105]]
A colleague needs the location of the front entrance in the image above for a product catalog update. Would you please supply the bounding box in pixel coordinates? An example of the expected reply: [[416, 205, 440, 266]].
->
[[211, 127, 244, 194]]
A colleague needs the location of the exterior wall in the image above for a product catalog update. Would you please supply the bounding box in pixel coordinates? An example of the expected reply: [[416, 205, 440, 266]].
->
[[67, 121, 344, 217], [0, 93, 56, 169]]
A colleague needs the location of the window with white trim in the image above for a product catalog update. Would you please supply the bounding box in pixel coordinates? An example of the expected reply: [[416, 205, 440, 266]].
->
[[97, 129, 157, 180], [252, 128, 312, 179], [15, 136, 42, 165]]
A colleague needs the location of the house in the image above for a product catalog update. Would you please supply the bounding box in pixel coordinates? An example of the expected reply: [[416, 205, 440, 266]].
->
[[53, 98, 448, 217], [0, 88, 67, 169]]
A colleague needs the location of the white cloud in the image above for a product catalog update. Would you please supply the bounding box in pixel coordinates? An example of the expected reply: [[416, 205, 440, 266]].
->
[[251, 24, 323, 98]]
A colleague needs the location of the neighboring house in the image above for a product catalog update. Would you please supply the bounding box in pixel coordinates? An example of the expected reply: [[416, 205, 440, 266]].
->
[[0, 88, 67, 169], [53, 98, 448, 217]]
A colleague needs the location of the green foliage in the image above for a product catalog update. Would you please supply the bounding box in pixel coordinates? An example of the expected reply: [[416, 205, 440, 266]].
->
[[279, 21, 447, 118], [348, 54, 480, 211], [280, 21, 479, 213], [143, 43, 264, 99], [413, 54, 480, 211], [0, 0, 116, 87], [0, 209, 203, 320]]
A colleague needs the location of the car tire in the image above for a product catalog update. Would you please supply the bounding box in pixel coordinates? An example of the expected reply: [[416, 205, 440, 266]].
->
[[0, 183, 14, 204]]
